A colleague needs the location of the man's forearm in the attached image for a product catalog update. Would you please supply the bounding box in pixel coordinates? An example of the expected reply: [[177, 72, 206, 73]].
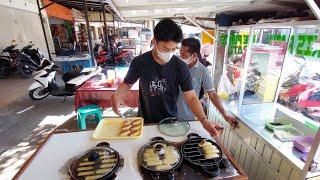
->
[[208, 92, 227, 118], [184, 93, 207, 121], [114, 82, 132, 98]]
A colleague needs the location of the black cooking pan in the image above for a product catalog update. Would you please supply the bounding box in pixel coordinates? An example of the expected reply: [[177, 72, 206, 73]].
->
[[69, 142, 124, 180], [137, 137, 183, 180], [181, 133, 223, 177]]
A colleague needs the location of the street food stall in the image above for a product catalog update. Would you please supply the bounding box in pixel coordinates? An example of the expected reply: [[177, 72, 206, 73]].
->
[[211, 20, 320, 180], [15, 0, 320, 180]]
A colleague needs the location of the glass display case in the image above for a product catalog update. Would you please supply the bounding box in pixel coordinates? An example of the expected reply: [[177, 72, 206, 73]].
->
[[277, 27, 320, 124], [212, 22, 320, 179], [217, 24, 320, 123], [217, 28, 250, 107], [213, 28, 227, 89], [242, 28, 291, 105]]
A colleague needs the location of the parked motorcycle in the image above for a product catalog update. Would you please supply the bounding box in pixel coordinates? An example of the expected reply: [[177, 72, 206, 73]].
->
[[94, 43, 134, 67], [17, 42, 43, 78], [28, 59, 102, 100], [0, 44, 20, 78]]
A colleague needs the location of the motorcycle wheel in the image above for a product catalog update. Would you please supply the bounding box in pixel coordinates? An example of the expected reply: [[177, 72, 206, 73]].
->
[[29, 87, 49, 100], [0, 60, 10, 79], [18, 62, 34, 78]]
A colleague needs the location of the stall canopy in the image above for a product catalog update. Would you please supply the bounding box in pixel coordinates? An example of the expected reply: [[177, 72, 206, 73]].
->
[[106, 0, 318, 35], [112, 0, 313, 20]]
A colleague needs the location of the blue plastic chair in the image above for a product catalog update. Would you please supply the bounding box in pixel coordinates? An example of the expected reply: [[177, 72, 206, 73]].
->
[[77, 104, 102, 130]]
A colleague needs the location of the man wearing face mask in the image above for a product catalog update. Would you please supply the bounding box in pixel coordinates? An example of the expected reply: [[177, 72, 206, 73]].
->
[[111, 18, 223, 137], [178, 38, 238, 127]]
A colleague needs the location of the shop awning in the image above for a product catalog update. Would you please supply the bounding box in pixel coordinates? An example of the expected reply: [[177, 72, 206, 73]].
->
[[112, 0, 306, 19], [49, 0, 122, 20], [106, 0, 312, 30], [108, 0, 314, 25], [43, 0, 73, 21]]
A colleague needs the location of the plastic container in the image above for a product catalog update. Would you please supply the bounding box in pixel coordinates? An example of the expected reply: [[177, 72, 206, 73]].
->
[[265, 122, 292, 131], [293, 136, 314, 153], [92, 117, 143, 140], [274, 126, 304, 142]]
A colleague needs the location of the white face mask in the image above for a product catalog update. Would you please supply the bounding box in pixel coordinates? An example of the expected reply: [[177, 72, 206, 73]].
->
[[156, 45, 175, 63], [181, 56, 192, 65]]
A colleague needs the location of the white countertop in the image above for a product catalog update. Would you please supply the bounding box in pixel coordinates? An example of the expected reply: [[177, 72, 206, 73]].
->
[[18, 121, 214, 180], [222, 102, 307, 170]]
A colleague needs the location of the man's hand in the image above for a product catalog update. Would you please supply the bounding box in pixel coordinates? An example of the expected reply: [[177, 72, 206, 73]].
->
[[201, 119, 224, 137], [225, 114, 238, 129], [111, 83, 132, 115], [111, 94, 126, 115], [207, 92, 239, 129]]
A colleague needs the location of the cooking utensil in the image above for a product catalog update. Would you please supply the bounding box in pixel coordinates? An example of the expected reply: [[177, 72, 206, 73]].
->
[[158, 117, 190, 137], [119, 113, 128, 121], [180, 133, 223, 177], [69, 142, 124, 180], [137, 137, 183, 179]]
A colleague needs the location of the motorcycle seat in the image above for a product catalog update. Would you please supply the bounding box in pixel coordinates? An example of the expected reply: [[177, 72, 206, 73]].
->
[[62, 71, 84, 83]]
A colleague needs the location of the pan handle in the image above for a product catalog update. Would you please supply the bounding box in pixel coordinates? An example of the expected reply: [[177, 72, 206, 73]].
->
[[151, 137, 165, 141], [202, 166, 220, 177], [119, 156, 124, 168], [150, 172, 161, 180], [168, 172, 175, 180], [96, 142, 110, 147], [187, 133, 201, 139]]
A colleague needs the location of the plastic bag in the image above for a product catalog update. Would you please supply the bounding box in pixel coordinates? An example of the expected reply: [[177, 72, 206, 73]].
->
[[217, 70, 236, 99]]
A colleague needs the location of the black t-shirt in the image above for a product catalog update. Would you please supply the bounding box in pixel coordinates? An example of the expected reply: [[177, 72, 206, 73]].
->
[[124, 51, 193, 123]]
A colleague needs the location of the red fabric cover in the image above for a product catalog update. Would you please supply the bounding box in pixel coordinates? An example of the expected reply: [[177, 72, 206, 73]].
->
[[74, 80, 139, 110]]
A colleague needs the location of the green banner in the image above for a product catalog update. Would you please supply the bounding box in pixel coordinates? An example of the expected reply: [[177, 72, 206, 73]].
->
[[227, 34, 250, 54], [288, 35, 320, 58], [219, 33, 320, 58]]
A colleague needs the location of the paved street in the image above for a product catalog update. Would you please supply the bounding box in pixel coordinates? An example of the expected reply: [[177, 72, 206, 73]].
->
[[0, 74, 75, 179]]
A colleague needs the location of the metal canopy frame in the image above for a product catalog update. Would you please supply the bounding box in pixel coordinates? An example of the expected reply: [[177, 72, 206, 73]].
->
[[305, 0, 320, 20], [50, 0, 113, 12], [36, 0, 120, 65], [183, 15, 215, 39]]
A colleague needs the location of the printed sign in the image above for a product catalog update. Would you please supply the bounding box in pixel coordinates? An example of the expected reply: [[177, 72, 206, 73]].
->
[[220, 33, 320, 58]]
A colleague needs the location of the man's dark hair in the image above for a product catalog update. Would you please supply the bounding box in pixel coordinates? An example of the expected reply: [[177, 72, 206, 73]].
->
[[154, 18, 183, 43], [181, 38, 201, 56]]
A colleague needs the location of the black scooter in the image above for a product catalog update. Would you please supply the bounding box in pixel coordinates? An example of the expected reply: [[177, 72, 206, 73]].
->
[[17, 42, 43, 78], [0, 44, 20, 78]]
